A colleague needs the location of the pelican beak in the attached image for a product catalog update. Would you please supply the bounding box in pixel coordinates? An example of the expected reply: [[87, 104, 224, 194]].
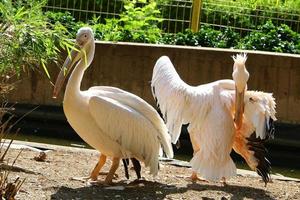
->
[[52, 46, 81, 98], [234, 86, 245, 129]]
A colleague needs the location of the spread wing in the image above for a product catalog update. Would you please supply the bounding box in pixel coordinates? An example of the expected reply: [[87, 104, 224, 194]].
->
[[151, 56, 213, 144]]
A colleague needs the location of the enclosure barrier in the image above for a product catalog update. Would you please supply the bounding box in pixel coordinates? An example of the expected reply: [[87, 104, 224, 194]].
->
[[45, 0, 300, 33], [7, 41, 300, 124]]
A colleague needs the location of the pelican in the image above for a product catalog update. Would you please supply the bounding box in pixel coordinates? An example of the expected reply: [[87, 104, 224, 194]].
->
[[151, 55, 276, 185], [53, 27, 173, 184]]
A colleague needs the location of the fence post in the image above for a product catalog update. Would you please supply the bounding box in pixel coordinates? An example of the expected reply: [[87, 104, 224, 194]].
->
[[191, 0, 202, 32]]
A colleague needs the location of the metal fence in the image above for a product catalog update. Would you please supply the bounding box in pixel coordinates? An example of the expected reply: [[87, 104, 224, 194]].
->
[[201, 0, 300, 34], [45, 0, 193, 33], [45, 0, 300, 34]]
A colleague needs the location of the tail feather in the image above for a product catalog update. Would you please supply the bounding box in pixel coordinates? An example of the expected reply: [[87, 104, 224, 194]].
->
[[131, 158, 141, 179], [233, 129, 272, 185], [191, 151, 236, 181], [247, 132, 271, 185]]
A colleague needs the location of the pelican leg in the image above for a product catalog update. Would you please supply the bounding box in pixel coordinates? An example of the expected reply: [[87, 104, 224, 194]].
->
[[71, 154, 111, 182], [104, 157, 120, 185], [90, 154, 107, 181]]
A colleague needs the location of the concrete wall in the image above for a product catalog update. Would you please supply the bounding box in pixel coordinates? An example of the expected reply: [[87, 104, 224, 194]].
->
[[7, 41, 300, 124]]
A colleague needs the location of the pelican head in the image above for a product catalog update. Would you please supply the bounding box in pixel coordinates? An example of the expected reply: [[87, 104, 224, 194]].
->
[[53, 27, 95, 98], [232, 53, 249, 129], [232, 53, 249, 93]]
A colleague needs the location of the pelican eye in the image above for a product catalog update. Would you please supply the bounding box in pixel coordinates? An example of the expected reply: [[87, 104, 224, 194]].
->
[[249, 97, 255, 102]]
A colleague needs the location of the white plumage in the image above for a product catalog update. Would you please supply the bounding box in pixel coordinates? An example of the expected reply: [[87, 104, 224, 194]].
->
[[53, 28, 173, 184], [151, 55, 276, 184]]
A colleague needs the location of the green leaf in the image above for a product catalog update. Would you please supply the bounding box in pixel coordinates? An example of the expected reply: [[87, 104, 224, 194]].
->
[[41, 59, 51, 79]]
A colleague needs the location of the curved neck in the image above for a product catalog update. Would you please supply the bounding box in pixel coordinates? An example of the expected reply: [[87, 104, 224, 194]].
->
[[65, 60, 85, 98], [64, 41, 95, 100]]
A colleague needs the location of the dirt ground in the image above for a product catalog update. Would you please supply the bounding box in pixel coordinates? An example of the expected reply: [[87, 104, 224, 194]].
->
[[2, 142, 300, 200]]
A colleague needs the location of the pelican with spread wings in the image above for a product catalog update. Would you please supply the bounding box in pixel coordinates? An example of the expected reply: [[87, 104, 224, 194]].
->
[[151, 55, 276, 185]]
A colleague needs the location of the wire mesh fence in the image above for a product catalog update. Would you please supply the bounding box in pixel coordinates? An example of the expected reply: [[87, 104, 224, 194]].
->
[[45, 0, 193, 33], [45, 0, 124, 21], [201, 0, 300, 35], [45, 0, 300, 34]]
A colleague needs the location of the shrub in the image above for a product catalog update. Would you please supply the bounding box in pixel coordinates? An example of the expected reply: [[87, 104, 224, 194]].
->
[[119, 0, 162, 43], [45, 11, 80, 37], [44, 9, 300, 54], [160, 26, 240, 48], [238, 21, 300, 53], [0, 0, 73, 78]]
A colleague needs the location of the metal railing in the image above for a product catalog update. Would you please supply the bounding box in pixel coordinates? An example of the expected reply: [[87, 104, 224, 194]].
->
[[45, 0, 193, 33], [45, 0, 300, 33], [200, 0, 300, 34]]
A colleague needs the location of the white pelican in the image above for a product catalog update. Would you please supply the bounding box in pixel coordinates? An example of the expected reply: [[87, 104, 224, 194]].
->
[[52, 27, 173, 184], [151, 55, 276, 185]]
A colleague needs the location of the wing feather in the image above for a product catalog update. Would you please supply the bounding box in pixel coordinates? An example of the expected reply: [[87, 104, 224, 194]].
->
[[244, 91, 277, 139], [151, 56, 212, 144], [88, 95, 172, 175], [232, 91, 276, 185], [88, 86, 173, 158]]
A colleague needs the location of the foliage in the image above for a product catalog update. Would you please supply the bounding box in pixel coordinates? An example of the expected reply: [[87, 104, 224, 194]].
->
[[46, 0, 300, 33], [158, 21, 300, 54], [44, 8, 300, 54], [46, 0, 163, 43], [0, 0, 74, 78], [46, 11, 81, 37], [202, 0, 300, 33], [118, 0, 162, 43], [160, 27, 240, 48], [237, 21, 300, 53]]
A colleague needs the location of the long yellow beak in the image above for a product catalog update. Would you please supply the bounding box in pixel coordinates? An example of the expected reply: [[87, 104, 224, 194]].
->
[[234, 86, 245, 129], [52, 48, 80, 98]]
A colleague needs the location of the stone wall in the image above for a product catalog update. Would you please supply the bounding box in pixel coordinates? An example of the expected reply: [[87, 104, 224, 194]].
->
[[7, 41, 300, 124]]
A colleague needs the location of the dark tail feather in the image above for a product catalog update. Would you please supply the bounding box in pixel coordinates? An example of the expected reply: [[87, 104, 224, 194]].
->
[[122, 159, 130, 179], [130, 158, 141, 179], [247, 132, 271, 186], [266, 118, 275, 139]]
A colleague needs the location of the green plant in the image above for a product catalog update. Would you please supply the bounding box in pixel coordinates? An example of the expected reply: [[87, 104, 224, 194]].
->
[[159, 26, 240, 48], [202, 0, 300, 34], [90, 17, 124, 41], [81, 0, 163, 43], [46, 11, 80, 37], [159, 21, 300, 54], [238, 21, 300, 53], [118, 0, 163, 43], [0, 0, 74, 78]]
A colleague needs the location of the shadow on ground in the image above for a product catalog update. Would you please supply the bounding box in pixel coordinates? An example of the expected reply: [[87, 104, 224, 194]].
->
[[50, 180, 275, 200]]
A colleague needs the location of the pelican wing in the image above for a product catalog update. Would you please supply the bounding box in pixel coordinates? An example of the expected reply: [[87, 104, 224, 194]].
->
[[244, 91, 276, 139], [151, 56, 214, 144], [232, 91, 276, 184], [88, 86, 173, 159], [88, 94, 172, 175]]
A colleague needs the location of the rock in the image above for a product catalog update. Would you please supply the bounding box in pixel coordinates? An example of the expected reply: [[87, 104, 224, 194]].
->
[[33, 152, 47, 162], [104, 186, 125, 190]]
